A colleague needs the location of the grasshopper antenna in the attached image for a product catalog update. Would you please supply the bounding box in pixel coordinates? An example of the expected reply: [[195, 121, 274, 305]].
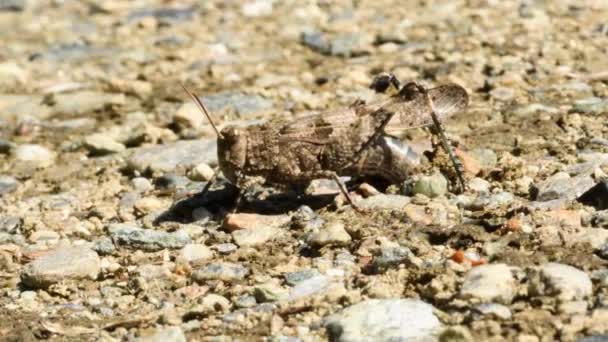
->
[[180, 83, 223, 139]]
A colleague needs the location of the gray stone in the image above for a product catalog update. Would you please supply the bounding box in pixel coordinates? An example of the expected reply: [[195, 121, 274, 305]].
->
[[201, 92, 273, 116], [577, 336, 608, 342], [0, 175, 18, 195], [232, 226, 281, 247], [83, 133, 126, 154], [284, 269, 321, 286], [0, 138, 13, 154], [49, 91, 125, 116], [108, 223, 191, 251], [0, 215, 21, 233], [325, 299, 441, 342], [490, 87, 515, 101], [241, 0, 273, 17], [573, 97, 608, 114], [413, 172, 448, 198], [192, 262, 249, 282], [301, 31, 329, 54], [369, 246, 416, 273], [32, 43, 119, 62], [128, 139, 217, 174], [127, 7, 195, 25], [234, 295, 257, 308], [134, 326, 186, 342], [254, 282, 288, 302], [536, 262, 592, 301], [0, 0, 27, 11], [93, 238, 115, 256], [535, 171, 596, 201], [268, 336, 302, 342], [357, 194, 411, 210], [329, 34, 361, 57], [469, 148, 498, 169], [460, 263, 518, 304], [215, 243, 238, 254], [21, 246, 100, 289], [468, 177, 491, 193], [288, 275, 333, 301], [132, 177, 153, 192]]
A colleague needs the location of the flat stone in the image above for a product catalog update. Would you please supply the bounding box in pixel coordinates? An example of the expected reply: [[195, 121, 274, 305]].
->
[[357, 194, 411, 210], [308, 221, 351, 248], [179, 244, 213, 262], [0, 175, 18, 195], [107, 223, 191, 251], [241, 0, 273, 17], [191, 262, 249, 282], [21, 246, 100, 289], [474, 303, 512, 320], [288, 275, 334, 301], [325, 299, 441, 342], [254, 282, 288, 302], [127, 139, 217, 174], [284, 269, 321, 286], [536, 172, 595, 201], [369, 246, 417, 273], [568, 228, 608, 249], [223, 213, 290, 231], [201, 92, 273, 117], [83, 133, 126, 154], [232, 226, 281, 247], [573, 97, 608, 114], [536, 262, 592, 301], [460, 263, 518, 304], [13, 144, 56, 167], [49, 91, 125, 117]]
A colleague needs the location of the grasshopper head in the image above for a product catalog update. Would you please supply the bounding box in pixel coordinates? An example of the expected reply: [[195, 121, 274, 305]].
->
[[217, 126, 247, 184]]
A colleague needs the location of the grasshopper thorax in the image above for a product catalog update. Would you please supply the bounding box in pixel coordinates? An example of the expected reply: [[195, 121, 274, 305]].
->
[[217, 126, 248, 184]]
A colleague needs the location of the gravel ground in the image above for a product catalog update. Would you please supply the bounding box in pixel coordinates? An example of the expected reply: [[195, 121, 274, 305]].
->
[[2, 0, 608, 341]]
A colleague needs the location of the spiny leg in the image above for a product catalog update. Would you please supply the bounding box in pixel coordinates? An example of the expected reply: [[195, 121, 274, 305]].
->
[[416, 84, 467, 193]]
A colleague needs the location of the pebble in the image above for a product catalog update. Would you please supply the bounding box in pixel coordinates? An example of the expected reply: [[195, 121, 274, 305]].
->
[[0, 215, 21, 233], [573, 97, 608, 114], [254, 282, 288, 302], [134, 326, 186, 342], [189, 162, 215, 181], [535, 263, 592, 301], [301, 31, 330, 54], [83, 133, 126, 154], [128, 139, 217, 175], [202, 92, 273, 117], [232, 226, 282, 247], [490, 87, 516, 101], [468, 177, 491, 193], [241, 0, 273, 17], [28, 230, 60, 245], [49, 91, 125, 117], [0, 0, 26, 11], [107, 223, 191, 251], [132, 177, 153, 192], [0, 175, 18, 195], [369, 246, 418, 273], [13, 144, 56, 167], [191, 262, 249, 282], [223, 213, 290, 231], [535, 172, 595, 201], [474, 303, 512, 320], [214, 243, 238, 254], [288, 275, 333, 301], [324, 299, 441, 342], [92, 237, 115, 256], [412, 172, 448, 198], [307, 221, 351, 248], [460, 263, 518, 304], [179, 244, 213, 263], [21, 246, 100, 289], [284, 269, 321, 286], [357, 194, 411, 210]]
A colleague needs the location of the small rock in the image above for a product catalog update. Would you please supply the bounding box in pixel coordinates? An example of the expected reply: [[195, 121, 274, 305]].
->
[[29, 230, 60, 245], [325, 299, 441, 342], [412, 172, 448, 197], [288, 275, 334, 301], [198, 294, 231, 313], [128, 139, 217, 174], [573, 97, 608, 114], [0, 215, 21, 233], [308, 221, 351, 248], [133, 197, 164, 215], [568, 228, 608, 249], [534, 262, 592, 301], [49, 91, 125, 117], [108, 223, 191, 251], [536, 172, 595, 201], [232, 226, 282, 247], [21, 246, 100, 289], [241, 0, 273, 17], [132, 177, 153, 192], [179, 244, 213, 263], [135, 326, 186, 342], [469, 148, 498, 170], [93, 238, 115, 255], [83, 133, 126, 154], [369, 246, 417, 273], [214, 243, 238, 254], [13, 144, 56, 167], [357, 194, 411, 210], [191, 262, 249, 282], [455, 149, 482, 176], [189, 162, 215, 181], [0, 0, 27, 11], [460, 263, 518, 304], [329, 34, 361, 57], [301, 31, 329, 54], [254, 282, 288, 302], [174, 102, 206, 129], [474, 303, 512, 320], [234, 295, 257, 308], [127, 7, 195, 25], [284, 269, 320, 286], [223, 213, 290, 231], [468, 177, 491, 193], [0, 175, 18, 195], [202, 92, 273, 117], [490, 87, 515, 101]]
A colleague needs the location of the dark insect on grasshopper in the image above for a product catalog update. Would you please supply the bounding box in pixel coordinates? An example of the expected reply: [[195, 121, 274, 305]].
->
[[181, 73, 468, 210]]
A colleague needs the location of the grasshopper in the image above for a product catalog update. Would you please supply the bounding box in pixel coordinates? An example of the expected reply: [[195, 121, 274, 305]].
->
[[181, 73, 468, 210]]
